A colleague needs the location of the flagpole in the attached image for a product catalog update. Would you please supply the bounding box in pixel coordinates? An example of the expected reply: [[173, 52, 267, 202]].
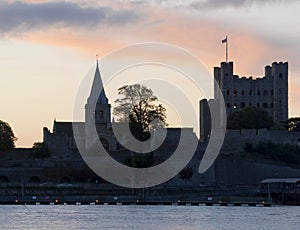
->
[[226, 35, 228, 63]]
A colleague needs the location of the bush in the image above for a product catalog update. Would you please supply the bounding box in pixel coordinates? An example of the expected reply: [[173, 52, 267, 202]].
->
[[124, 153, 154, 168], [245, 141, 300, 165]]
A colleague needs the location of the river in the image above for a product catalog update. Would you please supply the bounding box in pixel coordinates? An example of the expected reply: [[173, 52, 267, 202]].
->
[[0, 205, 299, 229]]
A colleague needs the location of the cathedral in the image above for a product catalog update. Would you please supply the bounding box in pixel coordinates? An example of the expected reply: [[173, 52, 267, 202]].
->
[[43, 60, 117, 159]]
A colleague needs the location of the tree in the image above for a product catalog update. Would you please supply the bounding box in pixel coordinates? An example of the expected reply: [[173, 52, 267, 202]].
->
[[0, 120, 17, 151], [179, 166, 194, 184], [124, 153, 154, 168], [287, 117, 300, 132], [32, 142, 50, 158], [113, 84, 168, 141], [227, 107, 274, 129]]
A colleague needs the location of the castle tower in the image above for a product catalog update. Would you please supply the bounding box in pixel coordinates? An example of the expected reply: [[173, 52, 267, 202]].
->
[[272, 62, 288, 124], [85, 59, 116, 151], [212, 61, 288, 126]]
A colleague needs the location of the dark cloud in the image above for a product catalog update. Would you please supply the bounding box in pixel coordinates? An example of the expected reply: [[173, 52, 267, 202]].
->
[[0, 1, 139, 33]]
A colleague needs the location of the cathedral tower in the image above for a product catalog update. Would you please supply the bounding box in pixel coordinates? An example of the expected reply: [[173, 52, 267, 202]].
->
[[85, 59, 116, 151]]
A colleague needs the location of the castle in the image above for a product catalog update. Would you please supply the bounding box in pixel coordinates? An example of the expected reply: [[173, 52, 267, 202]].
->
[[200, 61, 289, 140], [1, 58, 300, 187]]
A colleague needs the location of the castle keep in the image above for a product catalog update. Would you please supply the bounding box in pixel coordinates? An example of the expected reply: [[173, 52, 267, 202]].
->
[[214, 61, 288, 123], [201, 61, 289, 140]]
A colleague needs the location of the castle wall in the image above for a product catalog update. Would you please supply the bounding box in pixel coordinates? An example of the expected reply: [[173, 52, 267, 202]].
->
[[222, 129, 300, 153]]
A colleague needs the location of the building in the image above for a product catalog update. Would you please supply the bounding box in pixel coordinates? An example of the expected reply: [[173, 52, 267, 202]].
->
[[200, 61, 288, 140], [43, 60, 117, 159]]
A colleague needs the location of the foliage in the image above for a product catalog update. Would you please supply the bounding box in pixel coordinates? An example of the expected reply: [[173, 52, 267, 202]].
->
[[124, 153, 154, 168], [287, 117, 300, 132], [113, 84, 167, 141], [0, 120, 17, 151], [245, 141, 300, 165], [32, 142, 51, 158], [227, 107, 274, 129], [179, 166, 194, 184]]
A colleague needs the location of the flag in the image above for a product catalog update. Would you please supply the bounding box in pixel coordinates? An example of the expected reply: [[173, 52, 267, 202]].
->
[[222, 37, 227, 43]]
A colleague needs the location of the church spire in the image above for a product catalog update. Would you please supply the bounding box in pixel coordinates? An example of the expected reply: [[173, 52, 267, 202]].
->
[[88, 55, 109, 105]]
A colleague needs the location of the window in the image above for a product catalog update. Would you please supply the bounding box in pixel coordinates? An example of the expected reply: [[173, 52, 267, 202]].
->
[[263, 103, 268, 108], [227, 90, 230, 95], [263, 90, 268, 96], [271, 90, 274, 96], [99, 110, 104, 118], [241, 102, 245, 108], [257, 103, 260, 107], [279, 73, 283, 78], [227, 103, 230, 108], [249, 90, 252, 95], [257, 90, 261, 96], [271, 103, 274, 108], [233, 90, 237, 96], [100, 138, 109, 150], [241, 90, 245, 96], [249, 103, 252, 106]]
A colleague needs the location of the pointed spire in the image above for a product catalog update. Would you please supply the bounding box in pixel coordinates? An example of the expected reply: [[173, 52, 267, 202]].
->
[[88, 55, 109, 105]]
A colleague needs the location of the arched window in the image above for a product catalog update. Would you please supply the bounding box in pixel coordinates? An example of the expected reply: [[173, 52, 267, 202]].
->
[[241, 102, 245, 108], [0, 176, 9, 183], [29, 176, 40, 183], [60, 177, 71, 184], [99, 110, 104, 118], [100, 138, 109, 150], [257, 90, 261, 96], [263, 90, 268, 96], [241, 90, 245, 96]]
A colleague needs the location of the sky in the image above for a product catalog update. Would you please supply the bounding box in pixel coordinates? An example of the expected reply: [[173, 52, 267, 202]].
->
[[1, 0, 300, 147]]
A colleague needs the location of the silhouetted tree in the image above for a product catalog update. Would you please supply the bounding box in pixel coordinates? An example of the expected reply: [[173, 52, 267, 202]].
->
[[32, 142, 50, 158], [179, 166, 194, 184], [227, 107, 274, 129], [113, 84, 168, 141], [0, 120, 17, 151], [124, 153, 154, 168]]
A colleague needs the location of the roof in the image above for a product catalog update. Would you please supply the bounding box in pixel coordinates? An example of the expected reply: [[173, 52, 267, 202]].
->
[[260, 178, 300, 184], [87, 61, 108, 105], [53, 121, 85, 136]]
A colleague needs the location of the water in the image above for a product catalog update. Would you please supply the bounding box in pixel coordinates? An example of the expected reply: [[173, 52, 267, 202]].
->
[[0, 205, 299, 230]]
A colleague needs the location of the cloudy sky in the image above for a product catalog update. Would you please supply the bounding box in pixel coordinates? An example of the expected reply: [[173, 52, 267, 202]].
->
[[1, 0, 300, 147]]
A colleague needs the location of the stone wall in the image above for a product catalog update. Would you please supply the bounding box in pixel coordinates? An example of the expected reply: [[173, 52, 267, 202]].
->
[[222, 129, 300, 153]]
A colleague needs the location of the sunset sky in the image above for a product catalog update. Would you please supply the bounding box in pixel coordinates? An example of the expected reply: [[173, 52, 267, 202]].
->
[[1, 0, 300, 147]]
